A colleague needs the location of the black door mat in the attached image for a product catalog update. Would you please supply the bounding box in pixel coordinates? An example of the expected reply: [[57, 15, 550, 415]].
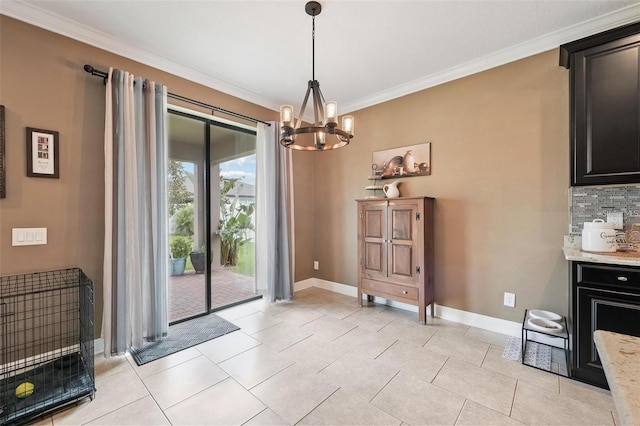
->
[[129, 314, 240, 366]]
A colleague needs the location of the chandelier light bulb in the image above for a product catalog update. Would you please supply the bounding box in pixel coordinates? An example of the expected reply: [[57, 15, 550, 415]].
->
[[280, 105, 294, 127], [315, 131, 326, 148], [342, 115, 354, 136], [325, 101, 338, 124]]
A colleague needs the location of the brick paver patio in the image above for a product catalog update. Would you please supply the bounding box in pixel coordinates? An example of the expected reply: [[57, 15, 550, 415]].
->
[[169, 268, 257, 323]]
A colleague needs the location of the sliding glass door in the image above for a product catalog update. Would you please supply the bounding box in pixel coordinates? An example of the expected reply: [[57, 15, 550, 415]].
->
[[210, 125, 257, 309], [168, 107, 258, 323]]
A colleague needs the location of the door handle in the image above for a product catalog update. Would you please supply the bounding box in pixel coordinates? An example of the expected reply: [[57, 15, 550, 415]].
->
[[617, 276, 628, 282]]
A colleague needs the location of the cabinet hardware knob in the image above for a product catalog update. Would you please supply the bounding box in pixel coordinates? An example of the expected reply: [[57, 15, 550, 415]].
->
[[617, 276, 628, 282], [402, 290, 408, 294]]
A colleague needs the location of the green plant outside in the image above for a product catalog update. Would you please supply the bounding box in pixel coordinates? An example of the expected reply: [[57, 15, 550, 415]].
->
[[168, 160, 192, 216], [169, 174, 256, 273], [233, 241, 254, 277], [169, 235, 253, 275], [170, 235, 193, 270], [191, 243, 206, 253], [219, 177, 255, 267], [174, 204, 194, 236], [170, 236, 191, 258]]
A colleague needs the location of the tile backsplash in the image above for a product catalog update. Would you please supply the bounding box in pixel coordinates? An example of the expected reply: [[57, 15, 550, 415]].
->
[[570, 185, 640, 234]]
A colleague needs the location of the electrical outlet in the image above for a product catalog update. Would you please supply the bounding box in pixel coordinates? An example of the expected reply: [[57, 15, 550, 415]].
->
[[504, 292, 516, 308], [314, 261, 319, 270], [607, 211, 624, 230]]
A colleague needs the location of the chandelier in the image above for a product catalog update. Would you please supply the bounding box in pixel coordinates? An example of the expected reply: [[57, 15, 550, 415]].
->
[[280, 1, 354, 151]]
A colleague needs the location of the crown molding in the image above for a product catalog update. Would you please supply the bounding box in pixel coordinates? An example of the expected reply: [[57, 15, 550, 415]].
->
[[0, 0, 281, 113], [341, 3, 640, 113], [2, 1, 639, 115]]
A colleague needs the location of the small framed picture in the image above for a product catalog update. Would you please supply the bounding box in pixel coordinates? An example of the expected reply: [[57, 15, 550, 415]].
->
[[26, 127, 59, 178]]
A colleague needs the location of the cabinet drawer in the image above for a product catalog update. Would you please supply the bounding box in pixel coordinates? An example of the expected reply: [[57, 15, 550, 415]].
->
[[361, 278, 418, 300], [576, 263, 640, 288]]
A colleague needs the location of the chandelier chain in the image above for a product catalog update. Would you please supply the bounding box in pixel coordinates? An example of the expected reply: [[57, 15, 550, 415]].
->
[[312, 15, 315, 81]]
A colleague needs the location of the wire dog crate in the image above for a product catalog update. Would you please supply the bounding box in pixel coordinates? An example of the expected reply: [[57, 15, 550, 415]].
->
[[0, 268, 95, 425]]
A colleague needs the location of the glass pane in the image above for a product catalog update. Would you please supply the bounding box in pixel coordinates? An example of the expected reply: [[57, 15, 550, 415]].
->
[[210, 124, 258, 309], [168, 112, 206, 323]]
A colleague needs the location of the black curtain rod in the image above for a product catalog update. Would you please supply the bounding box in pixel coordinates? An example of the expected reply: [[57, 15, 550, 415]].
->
[[83, 64, 271, 127]]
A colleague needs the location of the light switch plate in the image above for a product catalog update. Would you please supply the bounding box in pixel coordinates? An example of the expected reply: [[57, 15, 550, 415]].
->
[[607, 211, 624, 230], [12, 228, 47, 246]]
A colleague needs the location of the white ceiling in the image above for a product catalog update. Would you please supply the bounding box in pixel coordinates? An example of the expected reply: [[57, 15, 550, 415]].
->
[[3, 1, 640, 117]]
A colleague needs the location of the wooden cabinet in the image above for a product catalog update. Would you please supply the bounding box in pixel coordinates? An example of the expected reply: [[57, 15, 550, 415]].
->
[[357, 197, 434, 324], [560, 22, 640, 186], [570, 261, 640, 388]]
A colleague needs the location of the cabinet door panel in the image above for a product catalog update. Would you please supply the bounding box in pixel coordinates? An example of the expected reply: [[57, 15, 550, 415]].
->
[[390, 208, 413, 240], [390, 244, 413, 277], [364, 241, 385, 276], [574, 285, 640, 387], [588, 46, 640, 173], [573, 35, 640, 185], [360, 202, 387, 281], [364, 209, 385, 238], [388, 203, 419, 285]]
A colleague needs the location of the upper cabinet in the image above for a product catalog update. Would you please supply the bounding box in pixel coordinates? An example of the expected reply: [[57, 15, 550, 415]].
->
[[561, 22, 640, 186]]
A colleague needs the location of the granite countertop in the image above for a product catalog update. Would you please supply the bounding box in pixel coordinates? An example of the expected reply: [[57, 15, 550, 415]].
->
[[563, 235, 640, 267], [593, 330, 640, 426]]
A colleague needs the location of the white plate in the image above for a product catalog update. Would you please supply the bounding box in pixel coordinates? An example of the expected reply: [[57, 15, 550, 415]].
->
[[529, 309, 562, 322], [527, 318, 564, 333]]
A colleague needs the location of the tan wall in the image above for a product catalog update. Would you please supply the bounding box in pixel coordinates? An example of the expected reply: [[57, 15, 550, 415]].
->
[[1, 16, 570, 328], [292, 152, 315, 281], [0, 17, 316, 332], [313, 50, 570, 322]]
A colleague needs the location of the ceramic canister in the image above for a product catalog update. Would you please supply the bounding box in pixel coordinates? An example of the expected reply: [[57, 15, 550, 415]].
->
[[582, 219, 616, 252]]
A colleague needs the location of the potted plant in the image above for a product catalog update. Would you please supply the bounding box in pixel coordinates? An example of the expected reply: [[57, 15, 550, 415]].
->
[[170, 237, 191, 276], [189, 244, 207, 274]]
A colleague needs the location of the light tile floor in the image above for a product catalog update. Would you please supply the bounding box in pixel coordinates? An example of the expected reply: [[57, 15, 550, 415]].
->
[[38, 287, 616, 425]]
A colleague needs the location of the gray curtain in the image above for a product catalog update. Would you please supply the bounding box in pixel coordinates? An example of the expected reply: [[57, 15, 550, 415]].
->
[[102, 68, 169, 356], [256, 122, 294, 301]]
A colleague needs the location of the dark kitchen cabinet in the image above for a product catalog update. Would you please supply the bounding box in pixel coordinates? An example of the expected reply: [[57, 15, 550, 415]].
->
[[560, 22, 640, 186], [356, 197, 434, 324], [570, 261, 640, 388]]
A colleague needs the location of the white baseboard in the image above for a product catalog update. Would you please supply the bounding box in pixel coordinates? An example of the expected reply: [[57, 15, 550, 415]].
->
[[435, 305, 522, 337], [295, 278, 522, 337], [94, 337, 104, 355], [313, 278, 359, 297], [293, 278, 316, 292]]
